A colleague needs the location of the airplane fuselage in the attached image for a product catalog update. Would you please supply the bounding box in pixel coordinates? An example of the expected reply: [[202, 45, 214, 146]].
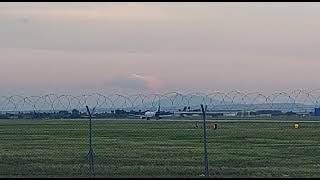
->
[[144, 111, 156, 117], [140, 111, 162, 120], [132, 106, 169, 120]]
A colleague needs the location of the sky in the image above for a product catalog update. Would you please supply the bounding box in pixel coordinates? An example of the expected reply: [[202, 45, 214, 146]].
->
[[1, 2, 320, 96]]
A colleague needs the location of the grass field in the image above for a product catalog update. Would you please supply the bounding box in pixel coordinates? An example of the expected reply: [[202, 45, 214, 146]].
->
[[0, 119, 320, 177]]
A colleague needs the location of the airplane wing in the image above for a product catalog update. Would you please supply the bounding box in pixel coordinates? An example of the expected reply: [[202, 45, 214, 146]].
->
[[159, 114, 174, 117], [129, 114, 144, 118], [174, 112, 202, 114]]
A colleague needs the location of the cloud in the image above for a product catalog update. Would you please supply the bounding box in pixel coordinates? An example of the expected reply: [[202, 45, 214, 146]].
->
[[106, 76, 147, 91], [131, 74, 163, 91], [0, 3, 167, 22], [105, 74, 163, 92]]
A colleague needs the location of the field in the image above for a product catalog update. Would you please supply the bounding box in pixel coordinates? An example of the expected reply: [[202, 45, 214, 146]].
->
[[1, 119, 320, 177]]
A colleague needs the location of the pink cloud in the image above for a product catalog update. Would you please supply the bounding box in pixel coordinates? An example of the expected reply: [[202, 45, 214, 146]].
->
[[131, 74, 163, 91]]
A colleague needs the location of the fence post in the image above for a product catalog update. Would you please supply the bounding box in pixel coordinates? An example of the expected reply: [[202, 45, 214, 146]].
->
[[86, 106, 95, 178], [201, 104, 209, 177]]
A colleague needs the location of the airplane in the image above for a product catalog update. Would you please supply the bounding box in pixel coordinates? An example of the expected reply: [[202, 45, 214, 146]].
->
[[130, 105, 173, 120]]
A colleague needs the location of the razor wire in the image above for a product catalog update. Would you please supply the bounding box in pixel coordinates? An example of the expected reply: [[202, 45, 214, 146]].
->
[[1, 89, 320, 113]]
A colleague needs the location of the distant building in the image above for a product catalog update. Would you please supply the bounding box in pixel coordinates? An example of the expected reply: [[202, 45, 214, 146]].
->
[[223, 113, 237, 117], [297, 111, 311, 117], [257, 114, 272, 117], [315, 108, 320, 116]]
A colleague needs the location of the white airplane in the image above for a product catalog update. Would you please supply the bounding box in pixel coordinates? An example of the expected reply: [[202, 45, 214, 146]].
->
[[130, 105, 173, 120]]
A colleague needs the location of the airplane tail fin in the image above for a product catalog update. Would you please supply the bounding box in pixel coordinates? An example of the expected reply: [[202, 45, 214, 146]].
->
[[155, 105, 160, 118], [182, 106, 187, 111]]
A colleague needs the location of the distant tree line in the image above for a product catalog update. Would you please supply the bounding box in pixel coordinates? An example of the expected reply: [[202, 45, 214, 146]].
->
[[244, 110, 312, 116], [0, 109, 172, 119], [0, 108, 316, 120]]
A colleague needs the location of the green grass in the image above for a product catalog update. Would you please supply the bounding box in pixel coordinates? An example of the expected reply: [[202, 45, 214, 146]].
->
[[0, 119, 320, 177]]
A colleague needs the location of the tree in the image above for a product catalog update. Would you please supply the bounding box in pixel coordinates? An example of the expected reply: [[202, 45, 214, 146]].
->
[[71, 109, 80, 118]]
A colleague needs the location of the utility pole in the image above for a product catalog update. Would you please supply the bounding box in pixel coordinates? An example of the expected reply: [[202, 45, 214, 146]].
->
[[200, 104, 209, 177], [86, 106, 95, 178]]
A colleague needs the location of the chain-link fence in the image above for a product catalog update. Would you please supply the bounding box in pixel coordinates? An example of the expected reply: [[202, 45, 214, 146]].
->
[[1, 90, 320, 177], [1, 118, 320, 177]]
